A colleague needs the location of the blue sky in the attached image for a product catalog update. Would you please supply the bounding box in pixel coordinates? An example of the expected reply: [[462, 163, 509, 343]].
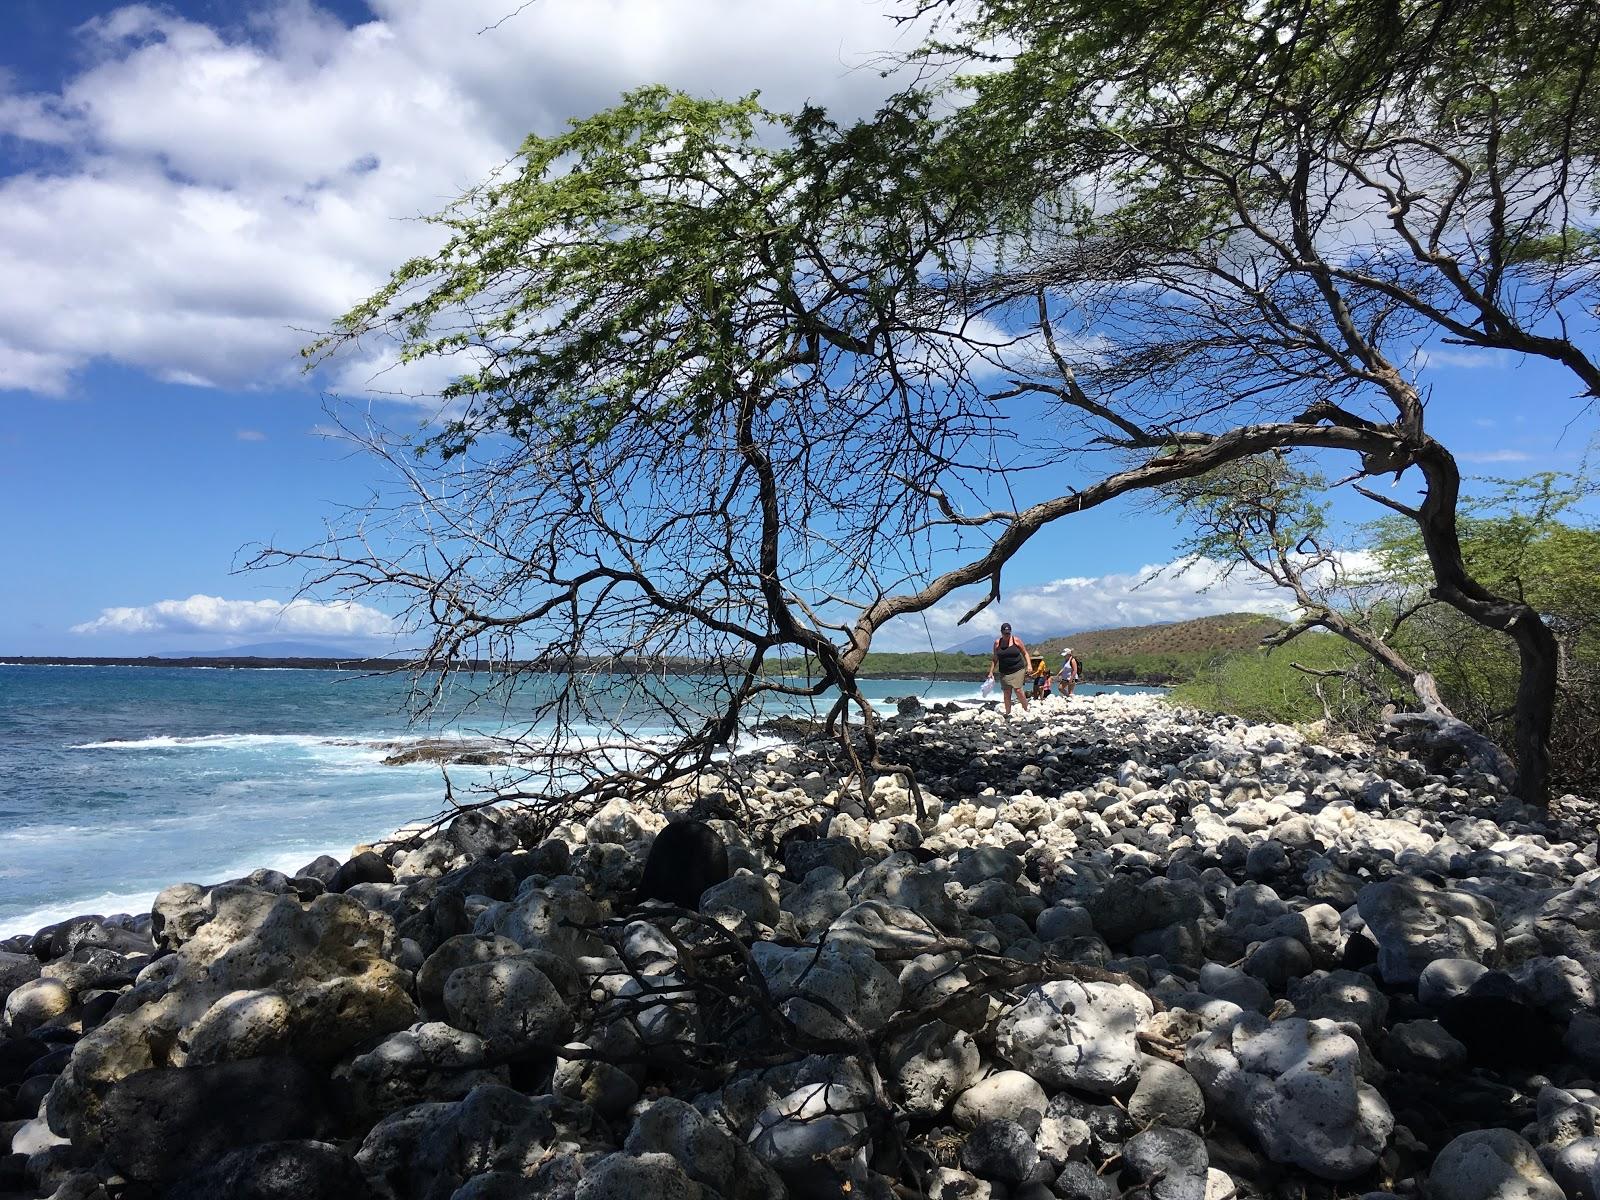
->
[[1, 1, 1594, 656]]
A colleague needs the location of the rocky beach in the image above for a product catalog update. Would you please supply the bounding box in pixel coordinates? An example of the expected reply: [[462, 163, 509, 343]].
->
[[2, 692, 1598, 1200]]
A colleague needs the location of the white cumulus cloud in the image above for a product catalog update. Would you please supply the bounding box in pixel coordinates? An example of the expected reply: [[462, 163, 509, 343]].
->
[[70, 594, 397, 639], [0, 0, 925, 397], [873, 557, 1300, 652]]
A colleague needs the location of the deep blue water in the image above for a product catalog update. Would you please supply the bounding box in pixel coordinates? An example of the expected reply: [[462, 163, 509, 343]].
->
[[0, 665, 1156, 935]]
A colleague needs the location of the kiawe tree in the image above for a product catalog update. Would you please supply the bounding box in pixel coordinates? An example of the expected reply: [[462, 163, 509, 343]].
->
[[922, 0, 1600, 803], [277, 0, 1598, 809]]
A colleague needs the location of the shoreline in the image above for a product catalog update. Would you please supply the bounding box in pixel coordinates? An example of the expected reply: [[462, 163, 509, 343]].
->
[[5, 693, 1590, 1198], [2, 656, 1168, 690]]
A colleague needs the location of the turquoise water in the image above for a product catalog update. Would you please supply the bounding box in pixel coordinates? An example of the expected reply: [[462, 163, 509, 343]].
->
[[0, 665, 1156, 935]]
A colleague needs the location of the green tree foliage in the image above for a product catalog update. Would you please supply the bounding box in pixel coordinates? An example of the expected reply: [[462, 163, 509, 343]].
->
[[1371, 473, 1600, 793], [1172, 634, 1375, 726]]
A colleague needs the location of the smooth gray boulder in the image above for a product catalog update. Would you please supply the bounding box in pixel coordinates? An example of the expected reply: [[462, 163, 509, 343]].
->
[[0, 952, 43, 1010], [1128, 1056, 1205, 1130], [1426, 1129, 1562, 1200], [1569, 1011, 1600, 1071], [747, 1081, 866, 1184], [1, 978, 72, 1036], [1037, 904, 1094, 943], [952, 1071, 1048, 1131], [1197, 963, 1270, 1013], [1243, 936, 1314, 991]]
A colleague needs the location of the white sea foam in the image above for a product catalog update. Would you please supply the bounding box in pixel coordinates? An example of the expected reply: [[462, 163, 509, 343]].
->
[[73, 732, 341, 751], [0, 889, 163, 938]]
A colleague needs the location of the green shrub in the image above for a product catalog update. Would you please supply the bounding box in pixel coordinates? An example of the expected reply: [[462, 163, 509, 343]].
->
[[1172, 635, 1379, 726]]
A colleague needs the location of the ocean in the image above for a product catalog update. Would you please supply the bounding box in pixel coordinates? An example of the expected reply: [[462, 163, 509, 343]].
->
[[0, 664, 1157, 936]]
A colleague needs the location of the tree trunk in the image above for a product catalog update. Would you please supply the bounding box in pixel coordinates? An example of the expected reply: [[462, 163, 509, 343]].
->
[[1411, 441, 1560, 806], [1506, 618, 1560, 804]]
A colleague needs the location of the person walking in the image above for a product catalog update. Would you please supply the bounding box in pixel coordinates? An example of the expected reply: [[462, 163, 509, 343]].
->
[[1062, 648, 1081, 698], [987, 622, 1031, 716], [1029, 655, 1052, 700]]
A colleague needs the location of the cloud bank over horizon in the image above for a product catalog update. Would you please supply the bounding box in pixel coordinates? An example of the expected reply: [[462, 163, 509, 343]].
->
[[70, 593, 397, 641], [873, 556, 1300, 652], [0, 0, 922, 397]]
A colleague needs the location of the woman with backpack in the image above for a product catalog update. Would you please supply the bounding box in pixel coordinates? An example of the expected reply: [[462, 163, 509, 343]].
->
[[1062, 648, 1081, 697], [987, 622, 1032, 716]]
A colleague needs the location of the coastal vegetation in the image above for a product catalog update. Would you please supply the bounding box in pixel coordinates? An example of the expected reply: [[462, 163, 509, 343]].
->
[[1170, 470, 1600, 795], [268, 0, 1600, 807]]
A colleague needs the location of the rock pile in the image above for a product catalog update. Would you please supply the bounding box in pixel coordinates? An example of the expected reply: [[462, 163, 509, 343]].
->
[[1, 693, 1598, 1200]]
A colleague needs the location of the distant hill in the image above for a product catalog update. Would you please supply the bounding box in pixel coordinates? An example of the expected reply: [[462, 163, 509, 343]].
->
[[158, 640, 365, 659], [1026, 611, 1288, 682], [1036, 612, 1287, 660]]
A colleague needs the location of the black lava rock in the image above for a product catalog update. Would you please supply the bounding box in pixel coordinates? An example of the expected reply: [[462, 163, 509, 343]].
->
[[96, 1056, 326, 1183], [633, 821, 729, 910], [1124, 1127, 1208, 1200], [0, 1152, 30, 1193], [1438, 994, 1565, 1066], [1054, 1161, 1121, 1200], [960, 1118, 1040, 1185], [782, 835, 862, 881], [0, 1039, 52, 1087], [14, 1072, 55, 1117], [162, 1139, 372, 1200], [331, 851, 393, 893], [295, 855, 343, 886], [21, 1047, 70, 1080]]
